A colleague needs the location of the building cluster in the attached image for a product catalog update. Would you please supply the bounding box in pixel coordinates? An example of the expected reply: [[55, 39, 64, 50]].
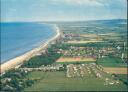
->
[[66, 63, 103, 78], [60, 46, 119, 59], [20, 64, 65, 72], [66, 63, 120, 85], [64, 33, 79, 38]]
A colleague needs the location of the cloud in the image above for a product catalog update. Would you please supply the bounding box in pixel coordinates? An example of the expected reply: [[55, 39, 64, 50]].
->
[[51, 0, 104, 6]]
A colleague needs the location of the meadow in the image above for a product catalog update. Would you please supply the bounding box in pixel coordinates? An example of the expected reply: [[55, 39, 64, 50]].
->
[[96, 57, 127, 67], [24, 71, 127, 91]]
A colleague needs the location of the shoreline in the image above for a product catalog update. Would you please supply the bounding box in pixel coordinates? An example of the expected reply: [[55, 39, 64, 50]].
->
[[0, 24, 61, 73]]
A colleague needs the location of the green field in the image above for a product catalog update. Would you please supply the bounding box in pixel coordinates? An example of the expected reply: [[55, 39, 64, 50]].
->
[[24, 71, 127, 91], [55, 61, 96, 64], [97, 57, 127, 67]]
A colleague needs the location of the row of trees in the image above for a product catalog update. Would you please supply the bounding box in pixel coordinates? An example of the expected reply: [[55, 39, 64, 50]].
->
[[21, 44, 62, 68]]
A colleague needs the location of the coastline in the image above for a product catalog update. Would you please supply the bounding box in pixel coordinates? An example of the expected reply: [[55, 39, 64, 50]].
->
[[0, 24, 61, 73]]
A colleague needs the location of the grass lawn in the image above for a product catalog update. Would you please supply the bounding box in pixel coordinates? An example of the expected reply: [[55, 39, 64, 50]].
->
[[24, 71, 127, 91], [97, 57, 127, 67]]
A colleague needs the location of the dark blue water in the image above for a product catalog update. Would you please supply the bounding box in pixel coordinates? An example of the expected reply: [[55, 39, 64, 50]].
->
[[0, 22, 56, 63]]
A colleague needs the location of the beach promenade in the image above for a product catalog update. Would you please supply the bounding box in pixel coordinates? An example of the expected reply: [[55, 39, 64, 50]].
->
[[0, 24, 61, 73]]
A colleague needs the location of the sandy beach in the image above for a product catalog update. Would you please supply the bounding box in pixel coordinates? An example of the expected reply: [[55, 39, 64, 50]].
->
[[0, 24, 61, 73]]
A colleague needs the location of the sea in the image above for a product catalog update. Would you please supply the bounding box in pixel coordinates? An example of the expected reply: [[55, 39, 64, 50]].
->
[[0, 22, 56, 64]]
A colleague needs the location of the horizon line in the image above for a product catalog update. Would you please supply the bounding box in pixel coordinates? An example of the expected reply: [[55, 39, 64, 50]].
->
[[0, 18, 127, 23]]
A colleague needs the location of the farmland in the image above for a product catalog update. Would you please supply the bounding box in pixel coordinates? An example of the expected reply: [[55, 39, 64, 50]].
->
[[103, 67, 127, 74], [56, 57, 96, 62], [66, 40, 103, 44]]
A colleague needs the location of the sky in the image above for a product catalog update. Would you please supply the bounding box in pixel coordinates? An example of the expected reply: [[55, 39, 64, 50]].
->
[[1, 0, 127, 22]]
